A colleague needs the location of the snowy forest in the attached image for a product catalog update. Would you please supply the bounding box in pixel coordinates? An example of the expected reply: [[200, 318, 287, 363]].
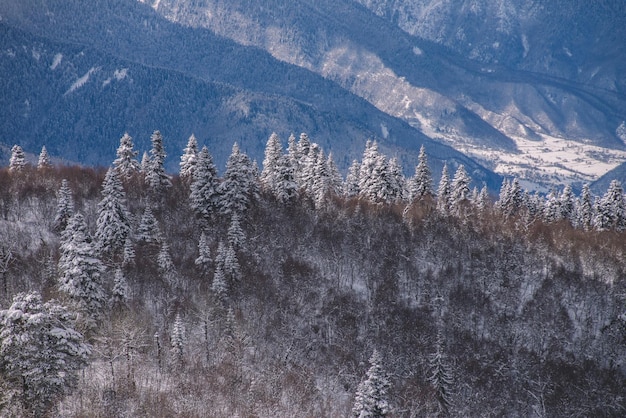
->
[[1, 131, 625, 417]]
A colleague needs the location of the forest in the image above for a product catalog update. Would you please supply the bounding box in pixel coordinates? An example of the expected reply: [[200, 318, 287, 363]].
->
[[0, 131, 625, 417]]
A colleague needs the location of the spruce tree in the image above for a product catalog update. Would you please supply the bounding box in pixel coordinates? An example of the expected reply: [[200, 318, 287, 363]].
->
[[113, 133, 140, 179], [559, 184, 576, 224], [145, 130, 172, 194], [345, 160, 361, 198], [218, 143, 259, 217], [53, 179, 75, 232], [195, 232, 213, 274], [189, 146, 220, 220], [429, 332, 454, 416], [436, 163, 451, 215], [9, 145, 26, 172], [227, 214, 246, 251], [95, 167, 132, 257], [0, 292, 90, 417], [137, 206, 161, 245], [594, 180, 626, 231], [212, 266, 229, 303], [358, 140, 381, 202], [171, 313, 185, 366], [327, 152, 344, 197], [352, 349, 391, 417], [111, 267, 130, 305], [58, 213, 106, 325], [577, 184, 594, 231], [273, 155, 299, 204], [409, 145, 433, 201], [179, 133, 199, 183], [450, 164, 471, 216], [37, 145, 52, 170], [260, 132, 283, 192]]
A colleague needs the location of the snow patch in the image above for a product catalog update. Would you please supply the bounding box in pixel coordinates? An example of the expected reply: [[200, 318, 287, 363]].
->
[[114, 68, 128, 81], [380, 123, 389, 139], [65, 67, 99, 95], [617, 121, 626, 144], [152, 0, 161, 10], [5, 48, 15, 58], [412, 46, 423, 56], [521, 34, 529, 58], [563, 47, 572, 57], [31, 48, 41, 61], [50, 53, 63, 70]]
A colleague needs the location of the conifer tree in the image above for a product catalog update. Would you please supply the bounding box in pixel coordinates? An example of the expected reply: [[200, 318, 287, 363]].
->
[[218, 143, 259, 217], [227, 214, 246, 251], [260, 132, 283, 192], [476, 185, 490, 214], [179, 134, 199, 183], [450, 164, 471, 216], [212, 266, 229, 303], [543, 188, 562, 223], [95, 167, 132, 257], [577, 183, 594, 231], [113, 133, 140, 179], [273, 155, 299, 204], [345, 160, 361, 198], [190, 146, 220, 220], [0, 292, 90, 417], [195, 232, 212, 273], [53, 179, 75, 232], [352, 349, 391, 417], [388, 157, 406, 203], [137, 206, 161, 245], [358, 140, 381, 202], [216, 241, 241, 282], [37, 145, 52, 170], [157, 241, 175, 275], [171, 313, 185, 365], [58, 213, 106, 324], [145, 130, 172, 194], [429, 331, 454, 416], [594, 180, 626, 231], [436, 163, 451, 215], [559, 184, 576, 225], [9, 145, 26, 172], [409, 145, 433, 201], [111, 267, 130, 305], [122, 236, 136, 268], [140, 151, 150, 173], [327, 152, 344, 197]]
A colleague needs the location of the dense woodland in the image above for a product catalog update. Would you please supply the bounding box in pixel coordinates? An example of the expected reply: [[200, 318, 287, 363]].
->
[[1, 131, 625, 417]]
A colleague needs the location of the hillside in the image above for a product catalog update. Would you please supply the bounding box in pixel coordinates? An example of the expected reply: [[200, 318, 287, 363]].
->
[[0, 136, 625, 416]]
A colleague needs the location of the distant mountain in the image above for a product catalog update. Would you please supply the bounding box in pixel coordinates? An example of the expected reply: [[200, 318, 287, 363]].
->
[[0, 0, 499, 188], [146, 0, 626, 189]]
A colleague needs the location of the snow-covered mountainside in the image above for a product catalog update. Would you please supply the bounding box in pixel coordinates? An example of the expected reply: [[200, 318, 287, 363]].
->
[[146, 0, 626, 190]]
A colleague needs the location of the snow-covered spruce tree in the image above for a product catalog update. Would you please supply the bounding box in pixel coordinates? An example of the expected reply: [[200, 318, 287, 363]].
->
[[140, 151, 150, 173], [122, 236, 136, 268], [179, 133, 199, 183], [559, 184, 576, 225], [408, 145, 433, 201], [450, 164, 471, 217], [577, 183, 594, 231], [58, 213, 106, 326], [113, 132, 140, 179], [216, 241, 241, 283], [190, 146, 220, 220], [227, 214, 246, 252], [497, 178, 524, 218], [260, 132, 283, 192], [157, 241, 175, 276], [171, 313, 185, 366], [345, 159, 361, 198], [312, 149, 332, 206], [327, 152, 343, 197], [476, 185, 490, 215], [195, 232, 212, 274], [429, 331, 454, 417], [388, 157, 406, 203], [436, 163, 451, 215], [594, 179, 626, 231], [9, 145, 26, 172], [0, 292, 90, 417], [111, 267, 130, 305], [136, 206, 161, 245], [300, 143, 321, 196], [145, 130, 172, 195], [358, 140, 381, 202], [542, 188, 562, 224], [53, 179, 75, 232], [95, 167, 132, 257], [212, 266, 229, 303], [352, 349, 391, 417], [218, 143, 259, 217], [273, 155, 299, 204], [37, 145, 52, 170]]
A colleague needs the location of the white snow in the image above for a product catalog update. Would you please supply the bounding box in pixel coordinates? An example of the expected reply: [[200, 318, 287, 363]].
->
[[380, 123, 389, 139], [412, 46, 423, 56], [50, 53, 63, 70], [114, 68, 128, 80], [65, 67, 98, 95]]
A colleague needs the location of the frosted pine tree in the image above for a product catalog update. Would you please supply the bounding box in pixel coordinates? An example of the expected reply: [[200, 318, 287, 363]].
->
[[137, 206, 161, 245], [218, 143, 259, 217], [113, 133, 140, 179], [450, 164, 471, 216], [358, 140, 380, 202], [408, 145, 433, 201], [216, 241, 241, 282], [300, 144, 321, 196], [212, 266, 229, 303], [388, 157, 406, 203], [195, 232, 212, 274], [559, 184, 576, 225], [352, 349, 391, 417], [9, 145, 26, 172], [327, 152, 344, 197], [594, 180, 626, 231], [542, 189, 562, 223], [227, 214, 246, 251], [140, 151, 150, 173], [429, 331, 454, 416], [111, 267, 130, 305], [190, 146, 220, 220], [260, 132, 283, 192], [95, 167, 132, 257], [53, 179, 75, 232], [37, 145, 52, 170], [58, 213, 106, 325], [312, 149, 332, 206], [273, 155, 299, 204], [179, 133, 199, 183], [577, 184, 594, 231], [145, 130, 172, 195], [0, 292, 90, 417], [157, 241, 175, 275], [345, 160, 361, 198], [436, 163, 451, 215], [171, 313, 185, 365], [122, 236, 136, 268], [476, 185, 490, 214]]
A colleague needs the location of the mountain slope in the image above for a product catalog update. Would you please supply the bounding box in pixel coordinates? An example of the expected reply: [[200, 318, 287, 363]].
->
[[0, 0, 499, 187], [147, 0, 626, 189]]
